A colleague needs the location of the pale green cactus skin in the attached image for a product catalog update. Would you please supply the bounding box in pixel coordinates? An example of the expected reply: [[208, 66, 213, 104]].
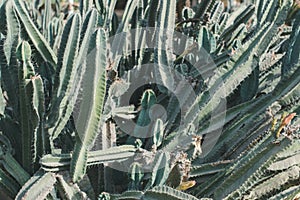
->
[[0, 0, 300, 199]]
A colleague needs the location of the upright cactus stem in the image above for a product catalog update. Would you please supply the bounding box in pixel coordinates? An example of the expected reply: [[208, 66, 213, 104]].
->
[[133, 89, 156, 138], [128, 162, 144, 190], [152, 118, 165, 149], [17, 41, 42, 173], [70, 28, 107, 182]]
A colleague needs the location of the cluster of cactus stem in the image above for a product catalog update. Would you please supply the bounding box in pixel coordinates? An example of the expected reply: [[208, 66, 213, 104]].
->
[[0, 0, 300, 199]]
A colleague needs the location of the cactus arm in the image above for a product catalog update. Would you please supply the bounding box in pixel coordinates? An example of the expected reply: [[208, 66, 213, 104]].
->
[[194, 136, 290, 198], [184, 23, 270, 127], [79, 8, 98, 49], [32, 75, 49, 156], [50, 14, 65, 51], [119, 0, 138, 31], [0, 71, 5, 115], [49, 9, 99, 142], [79, 0, 93, 17], [256, 0, 265, 24], [283, 12, 300, 74], [218, 12, 229, 35], [56, 172, 85, 199], [87, 145, 136, 165], [267, 140, 300, 171], [219, 121, 300, 199], [51, 13, 81, 103], [260, 0, 277, 25], [225, 24, 246, 48], [110, 0, 138, 60], [210, 1, 224, 25], [104, 0, 118, 31], [15, 171, 56, 200], [187, 0, 291, 127], [146, 0, 159, 29], [244, 166, 300, 199], [268, 185, 300, 200], [152, 119, 164, 148], [17, 41, 39, 173], [268, 154, 300, 171], [47, 13, 81, 141], [42, 0, 52, 36], [201, 65, 300, 163], [190, 160, 233, 178], [0, 1, 20, 113], [219, 5, 255, 42], [15, 41, 46, 168], [215, 138, 291, 198], [195, 70, 299, 194], [3, 1, 19, 66], [70, 28, 107, 182], [13, 0, 57, 68], [107, 187, 202, 200], [128, 162, 144, 190], [133, 89, 156, 138], [257, 1, 291, 57], [154, 0, 175, 93], [40, 145, 136, 171], [146, 152, 170, 189], [1, 153, 30, 185]]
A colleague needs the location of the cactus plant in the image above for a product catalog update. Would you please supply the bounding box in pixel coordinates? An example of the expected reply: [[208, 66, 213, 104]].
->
[[0, 0, 300, 199]]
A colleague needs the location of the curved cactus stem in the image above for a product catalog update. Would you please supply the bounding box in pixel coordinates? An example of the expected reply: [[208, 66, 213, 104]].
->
[[56, 171, 86, 199], [13, 0, 57, 68], [1, 152, 30, 185], [15, 171, 56, 200]]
